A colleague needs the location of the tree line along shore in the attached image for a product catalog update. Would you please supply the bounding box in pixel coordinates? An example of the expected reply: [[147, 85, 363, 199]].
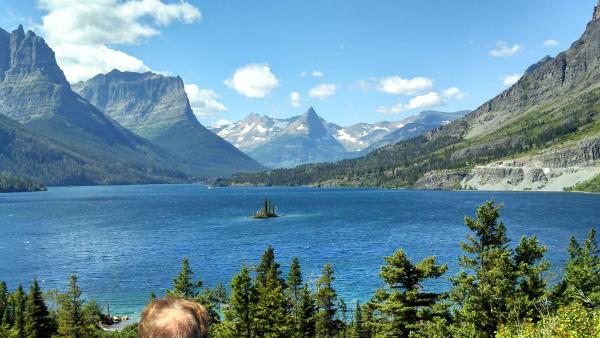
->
[[1, 201, 599, 337]]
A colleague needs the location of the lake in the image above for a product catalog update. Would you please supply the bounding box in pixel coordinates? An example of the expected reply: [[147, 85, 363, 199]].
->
[[0, 185, 599, 319]]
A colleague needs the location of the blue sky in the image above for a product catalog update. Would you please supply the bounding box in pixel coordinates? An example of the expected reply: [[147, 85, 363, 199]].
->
[[0, 0, 597, 126]]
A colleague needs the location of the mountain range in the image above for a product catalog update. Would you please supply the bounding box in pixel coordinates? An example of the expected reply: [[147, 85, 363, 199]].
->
[[211, 108, 466, 168], [0, 25, 190, 184], [73, 70, 264, 177], [212, 3, 600, 192], [0, 25, 266, 185]]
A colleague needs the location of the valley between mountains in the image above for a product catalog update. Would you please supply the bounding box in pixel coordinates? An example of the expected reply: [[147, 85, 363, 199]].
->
[[2, 3, 600, 192]]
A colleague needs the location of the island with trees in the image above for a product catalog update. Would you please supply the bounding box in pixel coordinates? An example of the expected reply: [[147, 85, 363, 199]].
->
[[254, 198, 279, 218]]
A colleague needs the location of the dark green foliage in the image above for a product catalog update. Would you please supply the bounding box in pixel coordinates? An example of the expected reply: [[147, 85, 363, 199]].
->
[[352, 302, 368, 338], [370, 250, 448, 337], [514, 235, 550, 321], [225, 266, 255, 338], [566, 173, 600, 192], [24, 279, 53, 338], [288, 257, 302, 305], [315, 263, 338, 337], [554, 228, 600, 308], [12, 284, 26, 338], [450, 201, 551, 337], [54, 275, 104, 337], [288, 257, 303, 334], [0, 281, 8, 327], [253, 247, 292, 337], [297, 284, 317, 338], [0, 174, 45, 193], [56, 275, 86, 338], [167, 257, 202, 299]]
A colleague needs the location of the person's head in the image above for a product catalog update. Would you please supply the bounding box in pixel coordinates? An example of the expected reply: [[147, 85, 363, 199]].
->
[[138, 297, 209, 338]]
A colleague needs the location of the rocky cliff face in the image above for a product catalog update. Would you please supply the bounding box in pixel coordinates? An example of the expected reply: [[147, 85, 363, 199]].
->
[[463, 5, 600, 139], [415, 137, 600, 191], [0, 25, 190, 183], [73, 70, 195, 138], [75, 69, 264, 176]]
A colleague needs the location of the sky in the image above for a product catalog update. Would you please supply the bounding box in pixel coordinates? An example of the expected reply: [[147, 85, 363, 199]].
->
[[0, 0, 597, 127]]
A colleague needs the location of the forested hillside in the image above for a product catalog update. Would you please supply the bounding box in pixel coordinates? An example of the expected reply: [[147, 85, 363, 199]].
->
[[213, 6, 600, 192]]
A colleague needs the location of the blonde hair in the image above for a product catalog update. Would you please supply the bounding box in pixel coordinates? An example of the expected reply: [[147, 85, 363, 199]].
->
[[138, 297, 209, 338]]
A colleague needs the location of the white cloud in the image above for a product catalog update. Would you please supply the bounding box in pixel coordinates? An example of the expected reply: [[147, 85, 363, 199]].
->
[[489, 41, 523, 58], [502, 74, 522, 87], [212, 119, 232, 128], [290, 91, 302, 108], [377, 76, 434, 95], [543, 39, 558, 48], [184, 84, 228, 120], [377, 92, 444, 115], [37, 0, 201, 82], [443, 87, 466, 100], [300, 70, 325, 78], [224, 63, 279, 98], [308, 83, 337, 100]]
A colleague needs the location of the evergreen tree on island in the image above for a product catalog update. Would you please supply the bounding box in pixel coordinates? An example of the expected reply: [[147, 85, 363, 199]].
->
[[255, 198, 279, 218]]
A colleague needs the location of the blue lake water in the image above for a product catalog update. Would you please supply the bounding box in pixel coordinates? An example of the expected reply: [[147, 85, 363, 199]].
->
[[0, 184, 599, 319]]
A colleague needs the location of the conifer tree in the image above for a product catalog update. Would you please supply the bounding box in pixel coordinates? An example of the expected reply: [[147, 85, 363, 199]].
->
[[288, 257, 302, 303], [315, 263, 338, 337], [8, 284, 27, 338], [554, 228, 600, 307], [168, 257, 202, 299], [450, 201, 518, 337], [514, 235, 550, 320], [297, 283, 316, 338], [256, 246, 284, 287], [2, 294, 13, 332], [254, 247, 292, 337], [0, 281, 8, 326], [352, 301, 368, 338], [337, 298, 349, 337], [57, 275, 85, 338], [25, 278, 53, 338], [225, 266, 255, 338], [370, 249, 447, 337]]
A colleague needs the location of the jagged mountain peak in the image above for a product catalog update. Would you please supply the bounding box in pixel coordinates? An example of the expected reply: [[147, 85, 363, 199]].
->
[[286, 107, 330, 137], [0, 25, 67, 85]]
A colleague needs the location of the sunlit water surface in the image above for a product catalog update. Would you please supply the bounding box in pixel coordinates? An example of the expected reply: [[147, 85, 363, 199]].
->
[[1, 185, 599, 319]]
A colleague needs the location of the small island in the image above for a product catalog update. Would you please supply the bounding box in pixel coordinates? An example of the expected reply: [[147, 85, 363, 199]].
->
[[254, 198, 279, 218]]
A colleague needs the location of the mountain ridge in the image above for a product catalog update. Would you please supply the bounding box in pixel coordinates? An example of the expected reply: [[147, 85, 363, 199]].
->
[[211, 108, 467, 168], [0, 25, 191, 184], [211, 3, 600, 191], [74, 69, 265, 177]]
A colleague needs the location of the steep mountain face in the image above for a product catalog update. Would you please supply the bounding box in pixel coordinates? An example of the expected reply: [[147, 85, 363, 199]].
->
[[212, 3, 600, 191], [0, 25, 188, 184], [245, 108, 348, 168], [212, 109, 464, 168], [74, 70, 264, 177], [0, 113, 184, 185]]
